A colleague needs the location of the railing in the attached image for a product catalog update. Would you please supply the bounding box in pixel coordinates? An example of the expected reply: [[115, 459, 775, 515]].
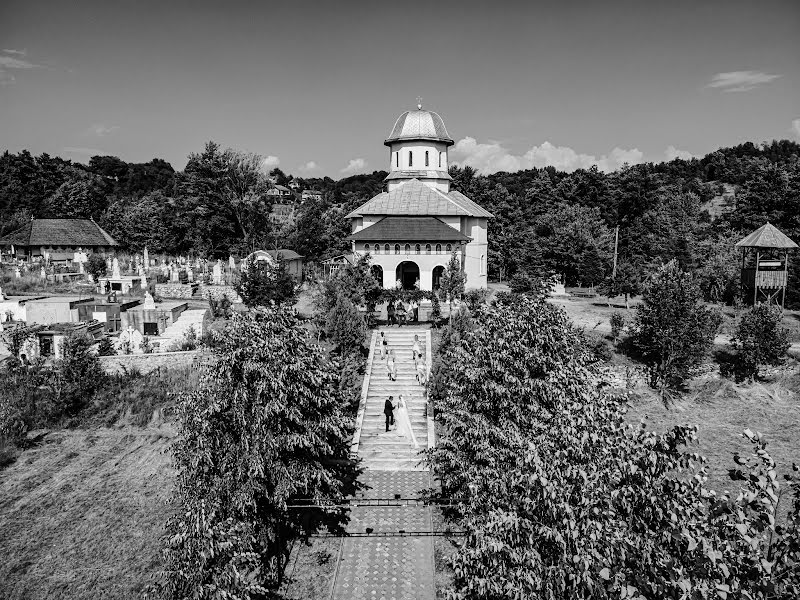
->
[[741, 268, 787, 289]]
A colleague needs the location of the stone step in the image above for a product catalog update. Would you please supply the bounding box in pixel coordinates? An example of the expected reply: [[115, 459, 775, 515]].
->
[[359, 458, 427, 471]]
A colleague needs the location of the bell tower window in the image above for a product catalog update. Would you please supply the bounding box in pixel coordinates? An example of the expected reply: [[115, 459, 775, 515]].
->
[[425, 151, 429, 167], [396, 152, 399, 168], [439, 152, 442, 168], [408, 151, 413, 167]]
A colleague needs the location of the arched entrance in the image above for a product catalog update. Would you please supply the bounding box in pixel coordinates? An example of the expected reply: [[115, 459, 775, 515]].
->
[[370, 265, 383, 285], [395, 261, 420, 290], [432, 265, 445, 290]]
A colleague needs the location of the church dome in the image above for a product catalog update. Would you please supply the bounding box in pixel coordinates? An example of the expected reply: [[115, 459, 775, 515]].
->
[[385, 107, 454, 147]]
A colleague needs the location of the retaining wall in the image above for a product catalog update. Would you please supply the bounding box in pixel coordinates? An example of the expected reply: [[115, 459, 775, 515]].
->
[[98, 349, 214, 375], [200, 285, 243, 304], [154, 283, 199, 299]]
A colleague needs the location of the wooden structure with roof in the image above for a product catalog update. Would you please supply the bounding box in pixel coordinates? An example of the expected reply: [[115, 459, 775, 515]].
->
[[735, 222, 798, 307], [0, 218, 118, 261]]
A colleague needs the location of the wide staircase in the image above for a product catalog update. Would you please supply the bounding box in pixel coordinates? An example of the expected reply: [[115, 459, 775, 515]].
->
[[357, 327, 429, 470]]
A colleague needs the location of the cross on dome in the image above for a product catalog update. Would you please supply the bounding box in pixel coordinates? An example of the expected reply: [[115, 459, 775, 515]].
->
[[416, 96, 423, 110]]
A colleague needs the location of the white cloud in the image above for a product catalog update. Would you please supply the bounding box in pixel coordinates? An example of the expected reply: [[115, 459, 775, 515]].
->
[[664, 145, 695, 161], [2, 49, 27, 56], [0, 51, 41, 86], [340, 158, 367, 174], [62, 146, 108, 156], [299, 160, 318, 172], [707, 70, 781, 92], [262, 155, 280, 170], [791, 119, 800, 138], [87, 123, 120, 137], [451, 137, 644, 174]]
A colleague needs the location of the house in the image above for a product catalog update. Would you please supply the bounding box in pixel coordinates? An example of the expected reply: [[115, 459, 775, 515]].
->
[[321, 253, 357, 278], [346, 104, 492, 290], [246, 249, 305, 281], [266, 184, 294, 200], [302, 189, 323, 202], [0, 218, 118, 262]]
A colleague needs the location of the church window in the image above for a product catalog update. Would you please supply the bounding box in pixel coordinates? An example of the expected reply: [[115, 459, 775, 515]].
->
[[364, 244, 370, 253], [425, 151, 429, 167], [374, 244, 380, 254], [435, 244, 442, 253], [439, 152, 442, 168], [446, 244, 452, 252], [395, 244, 400, 254], [415, 244, 421, 254], [408, 151, 413, 167], [396, 152, 399, 167], [404, 243, 411, 254], [385, 244, 390, 253], [425, 244, 431, 254], [480, 254, 486, 275]]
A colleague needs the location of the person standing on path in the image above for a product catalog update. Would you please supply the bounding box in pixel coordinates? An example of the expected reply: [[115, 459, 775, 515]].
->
[[384, 396, 395, 432], [411, 298, 419, 322], [387, 302, 395, 326]]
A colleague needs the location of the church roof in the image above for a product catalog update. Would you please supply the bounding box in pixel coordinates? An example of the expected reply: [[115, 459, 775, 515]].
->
[[384, 170, 452, 182], [347, 217, 471, 242], [0, 219, 118, 247], [735, 222, 798, 249], [346, 179, 493, 219], [385, 108, 454, 147]]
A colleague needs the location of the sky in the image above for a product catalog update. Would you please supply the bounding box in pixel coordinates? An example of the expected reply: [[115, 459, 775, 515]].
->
[[1, 0, 798, 177]]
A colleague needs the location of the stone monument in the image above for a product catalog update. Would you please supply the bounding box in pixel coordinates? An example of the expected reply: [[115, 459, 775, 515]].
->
[[213, 260, 223, 285], [143, 290, 156, 309], [112, 257, 121, 279]]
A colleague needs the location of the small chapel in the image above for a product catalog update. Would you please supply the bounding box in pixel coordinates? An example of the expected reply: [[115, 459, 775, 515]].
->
[[346, 103, 492, 291]]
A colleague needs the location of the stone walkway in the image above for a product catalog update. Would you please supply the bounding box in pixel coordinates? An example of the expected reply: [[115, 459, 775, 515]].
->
[[331, 327, 435, 600]]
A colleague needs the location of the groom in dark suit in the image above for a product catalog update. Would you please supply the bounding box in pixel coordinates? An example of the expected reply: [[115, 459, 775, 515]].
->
[[384, 396, 394, 432]]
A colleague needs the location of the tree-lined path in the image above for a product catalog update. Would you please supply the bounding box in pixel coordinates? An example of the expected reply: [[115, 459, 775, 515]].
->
[[331, 326, 435, 600]]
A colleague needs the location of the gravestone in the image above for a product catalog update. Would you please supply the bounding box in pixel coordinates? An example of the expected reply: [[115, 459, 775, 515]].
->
[[170, 265, 180, 283], [112, 257, 121, 279], [14, 267, 21, 278], [143, 290, 156, 309], [187, 266, 194, 282], [143, 246, 149, 268], [212, 260, 223, 285], [40, 266, 46, 279], [228, 255, 236, 271]]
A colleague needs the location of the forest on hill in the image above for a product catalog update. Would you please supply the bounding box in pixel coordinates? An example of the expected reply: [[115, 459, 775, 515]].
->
[[1, 139, 799, 305]]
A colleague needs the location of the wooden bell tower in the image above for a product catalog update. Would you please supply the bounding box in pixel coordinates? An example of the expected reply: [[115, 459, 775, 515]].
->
[[735, 222, 798, 308]]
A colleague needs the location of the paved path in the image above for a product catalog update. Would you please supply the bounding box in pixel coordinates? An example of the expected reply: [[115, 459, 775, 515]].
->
[[331, 327, 435, 600]]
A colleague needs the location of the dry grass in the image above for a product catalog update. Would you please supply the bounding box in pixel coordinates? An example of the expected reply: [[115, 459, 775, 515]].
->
[[0, 426, 176, 599], [626, 369, 800, 498]]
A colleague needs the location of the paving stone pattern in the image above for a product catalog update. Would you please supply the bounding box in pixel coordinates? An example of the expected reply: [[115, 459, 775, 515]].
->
[[331, 328, 435, 600]]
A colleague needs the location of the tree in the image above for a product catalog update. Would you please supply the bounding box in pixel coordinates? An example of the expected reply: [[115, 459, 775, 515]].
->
[[325, 291, 366, 355], [428, 293, 800, 599], [235, 255, 296, 308], [630, 260, 721, 392], [85, 253, 107, 282], [158, 310, 361, 599], [599, 260, 641, 308], [729, 303, 790, 381], [438, 252, 466, 312], [53, 331, 104, 414]]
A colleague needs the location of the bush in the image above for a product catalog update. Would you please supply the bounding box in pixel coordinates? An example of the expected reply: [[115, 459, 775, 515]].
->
[[325, 291, 366, 355], [235, 255, 296, 308], [86, 253, 107, 282], [208, 294, 232, 319], [97, 336, 116, 356], [630, 260, 721, 393], [463, 288, 489, 311], [610, 312, 625, 342], [729, 303, 790, 381]]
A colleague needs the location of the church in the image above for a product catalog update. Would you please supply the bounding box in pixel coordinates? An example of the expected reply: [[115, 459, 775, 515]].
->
[[346, 104, 492, 291]]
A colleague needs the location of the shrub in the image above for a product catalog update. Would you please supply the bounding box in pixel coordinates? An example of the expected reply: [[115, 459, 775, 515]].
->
[[729, 303, 790, 382], [85, 253, 107, 282], [463, 288, 489, 311], [630, 260, 721, 393], [610, 312, 625, 342], [235, 255, 296, 308], [97, 336, 116, 356], [325, 291, 365, 355], [208, 293, 232, 319]]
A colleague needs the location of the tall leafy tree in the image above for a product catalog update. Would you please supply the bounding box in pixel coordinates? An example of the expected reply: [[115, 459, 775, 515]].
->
[[159, 310, 361, 599]]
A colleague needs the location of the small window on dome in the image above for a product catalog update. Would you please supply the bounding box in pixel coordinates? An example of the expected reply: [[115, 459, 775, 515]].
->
[[385, 244, 390, 253], [404, 243, 411, 254], [425, 151, 429, 167], [374, 244, 380, 254], [446, 244, 452, 252], [425, 244, 431, 254], [436, 244, 442, 253], [415, 244, 421, 254], [408, 151, 413, 168], [395, 244, 400, 254]]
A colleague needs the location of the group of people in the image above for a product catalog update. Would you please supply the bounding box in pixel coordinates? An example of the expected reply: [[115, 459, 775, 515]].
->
[[386, 298, 419, 327], [376, 331, 428, 449]]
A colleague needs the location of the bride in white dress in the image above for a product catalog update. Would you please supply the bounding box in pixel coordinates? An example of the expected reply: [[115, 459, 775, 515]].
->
[[394, 395, 419, 449]]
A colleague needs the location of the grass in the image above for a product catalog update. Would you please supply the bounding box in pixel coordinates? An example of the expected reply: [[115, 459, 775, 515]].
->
[[0, 427, 176, 599]]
